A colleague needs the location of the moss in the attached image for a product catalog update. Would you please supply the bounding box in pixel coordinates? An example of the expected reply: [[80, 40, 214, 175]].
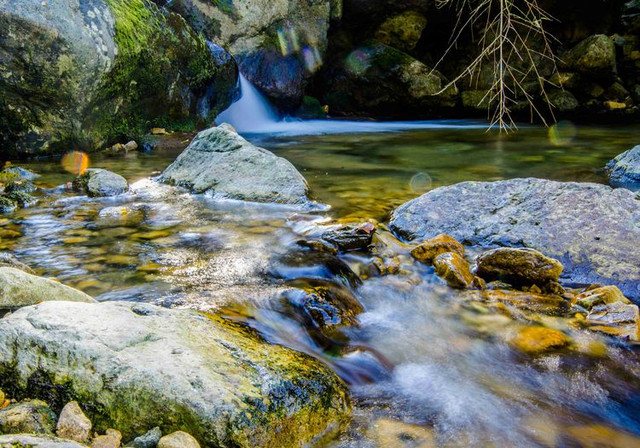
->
[[0, 196, 16, 213], [90, 0, 230, 144]]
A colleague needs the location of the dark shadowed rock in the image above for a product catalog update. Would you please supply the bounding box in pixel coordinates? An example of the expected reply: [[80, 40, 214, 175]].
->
[[159, 124, 309, 204], [390, 178, 640, 298], [606, 145, 640, 189], [0, 301, 351, 447]]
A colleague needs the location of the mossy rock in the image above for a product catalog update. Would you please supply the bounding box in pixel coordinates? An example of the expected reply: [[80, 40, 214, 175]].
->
[[0, 301, 351, 447]]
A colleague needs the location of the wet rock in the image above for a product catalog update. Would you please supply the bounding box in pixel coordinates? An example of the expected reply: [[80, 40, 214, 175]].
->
[[475, 248, 563, 288], [159, 124, 309, 204], [94, 206, 146, 229], [124, 141, 138, 152], [0, 197, 16, 213], [434, 252, 474, 289], [321, 223, 375, 251], [374, 10, 427, 52], [0, 399, 57, 435], [510, 326, 571, 354], [566, 424, 640, 448], [547, 89, 579, 111], [73, 169, 128, 197], [128, 427, 161, 448], [410, 233, 465, 265], [0, 434, 87, 447], [574, 285, 631, 309], [0, 166, 40, 182], [271, 249, 362, 289], [0, 301, 351, 446], [367, 418, 435, 448], [57, 402, 92, 443], [606, 144, 640, 189], [464, 289, 569, 315], [563, 34, 616, 78], [157, 431, 199, 448], [91, 429, 122, 448], [0, 252, 35, 274], [585, 302, 640, 341], [390, 178, 640, 299], [0, 267, 95, 310]]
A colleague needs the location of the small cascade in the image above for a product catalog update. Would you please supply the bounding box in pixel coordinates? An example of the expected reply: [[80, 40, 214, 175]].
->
[[215, 74, 280, 133]]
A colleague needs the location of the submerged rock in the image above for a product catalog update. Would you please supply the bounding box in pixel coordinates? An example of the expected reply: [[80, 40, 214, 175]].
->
[[0, 399, 57, 435], [410, 233, 465, 265], [0, 301, 351, 446], [159, 124, 309, 204], [390, 178, 640, 299], [0, 434, 87, 447], [510, 326, 571, 354], [73, 169, 129, 197], [475, 248, 563, 288], [0, 267, 95, 310], [434, 252, 474, 289], [606, 145, 640, 189], [585, 302, 640, 341]]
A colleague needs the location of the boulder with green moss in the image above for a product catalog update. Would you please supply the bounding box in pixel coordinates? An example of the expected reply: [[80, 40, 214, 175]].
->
[[0, 301, 351, 447], [0, 0, 237, 157]]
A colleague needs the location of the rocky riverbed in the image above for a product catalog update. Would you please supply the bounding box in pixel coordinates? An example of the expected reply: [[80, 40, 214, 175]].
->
[[0, 123, 639, 447]]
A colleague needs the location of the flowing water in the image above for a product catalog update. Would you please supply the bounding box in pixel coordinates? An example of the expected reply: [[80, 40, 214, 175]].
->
[[3, 122, 640, 447]]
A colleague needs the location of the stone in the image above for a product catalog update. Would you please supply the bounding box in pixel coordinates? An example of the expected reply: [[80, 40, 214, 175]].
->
[[0, 251, 35, 274], [94, 205, 146, 229], [91, 429, 122, 448], [123, 141, 138, 152], [57, 401, 92, 443], [0, 434, 87, 447], [0, 166, 40, 182], [475, 248, 563, 287], [375, 10, 427, 52], [510, 326, 571, 354], [390, 178, 640, 299], [464, 289, 569, 315], [157, 431, 200, 448], [73, 169, 128, 197], [367, 418, 435, 448], [159, 124, 310, 204], [604, 100, 627, 110], [321, 223, 375, 251], [547, 89, 579, 111], [433, 252, 474, 289], [410, 234, 465, 265], [129, 427, 161, 448], [585, 302, 640, 341], [0, 399, 57, 435], [566, 424, 640, 448], [0, 301, 351, 446], [150, 128, 167, 135], [0, 267, 95, 310], [606, 144, 640, 189], [574, 285, 631, 309], [563, 34, 616, 78]]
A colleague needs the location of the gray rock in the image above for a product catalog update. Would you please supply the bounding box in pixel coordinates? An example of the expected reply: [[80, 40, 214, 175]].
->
[[159, 124, 309, 204], [129, 427, 161, 448], [547, 89, 579, 112], [0, 434, 88, 447], [57, 402, 92, 444], [0, 166, 40, 181], [73, 169, 128, 197], [0, 301, 351, 447], [0, 399, 57, 435], [390, 178, 640, 298], [606, 145, 640, 189], [0, 267, 95, 310]]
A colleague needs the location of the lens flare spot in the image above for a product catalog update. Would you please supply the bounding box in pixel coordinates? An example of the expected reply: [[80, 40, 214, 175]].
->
[[61, 151, 89, 175], [409, 172, 432, 193], [548, 121, 577, 147], [345, 50, 371, 76]]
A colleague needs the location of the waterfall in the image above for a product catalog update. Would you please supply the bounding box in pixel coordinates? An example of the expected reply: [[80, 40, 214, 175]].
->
[[215, 74, 280, 133]]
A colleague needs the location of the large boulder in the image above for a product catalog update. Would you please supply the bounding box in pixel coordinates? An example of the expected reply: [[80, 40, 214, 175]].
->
[[390, 178, 640, 299], [159, 124, 310, 204], [152, 0, 332, 107], [320, 41, 457, 117], [0, 267, 95, 310], [0, 301, 351, 447], [0, 0, 237, 156], [606, 145, 640, 189], [563, 34, 616, 79]]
